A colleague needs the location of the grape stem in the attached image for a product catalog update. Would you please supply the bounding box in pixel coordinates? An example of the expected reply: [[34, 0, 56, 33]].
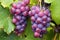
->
[[39, 0, 42, 9], [53, 33, 57, 40], [59, 34, 60, 40]]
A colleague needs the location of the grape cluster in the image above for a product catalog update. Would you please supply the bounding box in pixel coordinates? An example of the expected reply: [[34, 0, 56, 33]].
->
[[10, 0, 30, 35], [29, 6, 51, 38]]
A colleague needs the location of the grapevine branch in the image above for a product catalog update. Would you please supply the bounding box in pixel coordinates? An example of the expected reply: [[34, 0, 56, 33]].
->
[[53, 33, 57, 40]]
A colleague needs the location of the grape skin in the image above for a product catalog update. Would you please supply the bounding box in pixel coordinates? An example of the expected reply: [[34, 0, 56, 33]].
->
[[10, 0, 30, 35], [29, 6, 51, 38]]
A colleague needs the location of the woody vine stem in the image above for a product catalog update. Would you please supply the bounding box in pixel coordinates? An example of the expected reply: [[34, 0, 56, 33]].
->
[[39, 0, 42, 9]]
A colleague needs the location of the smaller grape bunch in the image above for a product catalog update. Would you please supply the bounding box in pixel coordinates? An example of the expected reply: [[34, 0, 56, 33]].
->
[[10, 0, 30, 35], [29, 6, 51, 38]]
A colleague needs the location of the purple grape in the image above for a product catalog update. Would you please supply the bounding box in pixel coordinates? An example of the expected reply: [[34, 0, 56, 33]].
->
[[15, 22, 20, 25], [39, 34, 43, 38], [36, 28, 41, 33], [12, 17, 17, 24], [42, 27, 47, 33], [34, 32, 40, 38], [22, 24, 26, 27], [19, 28, 24, 32], [32, 23, 37, 29], [34, 14, 38, 18], [31, 10, 36, 15], [21, 2, 26, 6], [16, 15, 21, 20], [46, 23, 50, 27], [22, 16, 26, 20], [31, 16, 35, 21], [23, 0, 30, 5], [42, 15, 47, 21], [29, 6, 51, 38], [16, 25, 22, 29], [35, 7, 40, 13], [36, 17, 42, 23], [25, 6, 30, 11], [20, 6, 25, 12], [10, 1, 30, 35], [38, 24, 43, 29], [31, 6, 36, 10], [16, 4, 21, 9], [28, 11, 32, 16], [15, 9, 21, 14], [12, 3, 17, 8], [19, 19, 24, 23], [38, 11, 44, 17], [47, 17, 51, 22], [10, 7, 15, 14], [42, 21, 47, 25], [44, 9, 50, 15], [22, 11, 28, 16]]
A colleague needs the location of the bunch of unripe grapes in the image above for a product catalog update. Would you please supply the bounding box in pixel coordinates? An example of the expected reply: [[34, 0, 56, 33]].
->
[[10, 0, 51, 38], [10, 0, 30, 35]]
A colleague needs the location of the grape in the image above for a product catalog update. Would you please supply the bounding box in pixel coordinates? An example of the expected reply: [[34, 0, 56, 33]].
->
[[10, 1, 30, 35], [34, 32, 40, 38], [20, 6, 25, 12], [34, 14, 38, 18], [42, 15, 47, 21], [36, 28, 41, 33], [22, 11, 28, 16], [15, 22, 20, 25], [31, 6, 36, 10], [29, 6, 51, 38], [46, 23, 50, 27], [38, 11, 44, 17], [23, 0, 30, 5], [21, 2, 26, 6], [25, 6, 30, 11], [16, 25, 22, 29], [42, 21, 47, 25], [15, 15, 21, 20], [10, 7, 15, 14], [15, 9, 21, 14], [31, 16, 35, 21], [28, 11, 32, 16], [47, 17, 51, 22], [12, 3, 17, 8], [32, 23, 37, 29], [38, 24, 43, 29], [16, 4, 21, 9], [35, 7, 40, 13], [12, 17, 17, 24], [22, 16, 26, 20], [36, 17, 42, 23]]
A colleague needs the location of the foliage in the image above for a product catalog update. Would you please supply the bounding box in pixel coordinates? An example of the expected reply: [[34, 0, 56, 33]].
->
[[50, 0, 60, 25], [0, 0, 59, 40]]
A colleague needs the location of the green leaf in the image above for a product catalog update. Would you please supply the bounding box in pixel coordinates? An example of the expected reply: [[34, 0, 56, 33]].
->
[[44, 0, 55, 3], [14, 0, 18, 2], [0, 19, 40, 40], [30, 0, 38, 6], [0, 30, 24, 40], [0, 5, 15, 34], [47, 27, 53, 32], [43, 30, 54, 40], [4, 17, 15, 34], [0, 0, 13, 8], [50, 0, 60, 25]]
